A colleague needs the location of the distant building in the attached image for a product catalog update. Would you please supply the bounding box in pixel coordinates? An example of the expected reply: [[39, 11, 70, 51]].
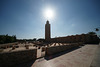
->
[[45, 20, 51, 42]]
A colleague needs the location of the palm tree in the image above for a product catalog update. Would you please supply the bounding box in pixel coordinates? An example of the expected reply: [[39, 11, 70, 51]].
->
[[95, 27, 100, 38], [95, 28, 99, 31]]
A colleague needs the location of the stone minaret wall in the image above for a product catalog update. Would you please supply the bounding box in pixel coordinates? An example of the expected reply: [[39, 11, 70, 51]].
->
[[45, 20, 51, 42]]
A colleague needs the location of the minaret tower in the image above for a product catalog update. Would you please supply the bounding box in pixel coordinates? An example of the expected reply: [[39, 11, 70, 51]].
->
[[45, 20, 51, 42]]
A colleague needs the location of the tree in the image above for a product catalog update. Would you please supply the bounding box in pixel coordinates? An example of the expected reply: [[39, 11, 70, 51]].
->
[[87, 32, 96, 35], [0, 34, 17, 44], [33, 38, 36, 41], [37, 38, 45, 42]]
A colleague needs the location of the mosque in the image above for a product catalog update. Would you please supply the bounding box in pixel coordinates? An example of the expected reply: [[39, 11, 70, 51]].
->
[[45, 20, 99, 44]]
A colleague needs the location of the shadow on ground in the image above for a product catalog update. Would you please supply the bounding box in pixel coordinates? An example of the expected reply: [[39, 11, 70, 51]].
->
[[44, 46, 81, 60], [15, 60, 35, 67]]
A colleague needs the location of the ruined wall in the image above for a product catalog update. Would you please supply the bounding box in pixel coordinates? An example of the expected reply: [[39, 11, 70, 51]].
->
[[0, 49, 37, 67], [51, 34, 99, 44]]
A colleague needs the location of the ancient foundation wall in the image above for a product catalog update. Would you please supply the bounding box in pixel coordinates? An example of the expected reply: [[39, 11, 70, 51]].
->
[[46, 43, 81, 56], [0, 49, 37, 67]]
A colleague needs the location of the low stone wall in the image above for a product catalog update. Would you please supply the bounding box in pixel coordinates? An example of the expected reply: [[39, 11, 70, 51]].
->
[[0, 49, 37, 67], [0, 42, 19, 49], [46, 43, 81, 56]]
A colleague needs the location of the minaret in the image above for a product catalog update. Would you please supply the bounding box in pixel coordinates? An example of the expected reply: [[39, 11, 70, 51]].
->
[[45, 20, 51, 42]]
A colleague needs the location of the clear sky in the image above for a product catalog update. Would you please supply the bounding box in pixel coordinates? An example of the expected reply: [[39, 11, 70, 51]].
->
[[0, 0, 100, 39]]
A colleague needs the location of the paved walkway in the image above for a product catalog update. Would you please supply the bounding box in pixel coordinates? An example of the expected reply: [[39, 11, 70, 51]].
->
[[31, 44, 98, 67], [90, 44, 100, 67]]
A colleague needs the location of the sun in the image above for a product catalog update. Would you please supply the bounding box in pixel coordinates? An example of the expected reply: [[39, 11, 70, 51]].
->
[[44, 8, 54, 19]]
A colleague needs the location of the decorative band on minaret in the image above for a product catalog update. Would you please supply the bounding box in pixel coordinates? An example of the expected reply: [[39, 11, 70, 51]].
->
[[45, 20, 51, 42]]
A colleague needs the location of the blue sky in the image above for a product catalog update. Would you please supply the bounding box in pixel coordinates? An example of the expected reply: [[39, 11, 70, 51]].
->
[[0, 0, 100, 39]]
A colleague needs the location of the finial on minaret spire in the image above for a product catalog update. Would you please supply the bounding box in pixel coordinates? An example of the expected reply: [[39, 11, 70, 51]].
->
[[46, 20, 49, 24]]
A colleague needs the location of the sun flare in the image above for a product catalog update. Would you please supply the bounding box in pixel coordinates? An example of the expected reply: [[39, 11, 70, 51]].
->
[[44, 8, 54, 19]]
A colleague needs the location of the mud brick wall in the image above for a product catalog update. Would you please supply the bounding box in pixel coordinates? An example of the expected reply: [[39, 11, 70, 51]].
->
[[46, 43, 80, 56], [0, 49, 37, 67]]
